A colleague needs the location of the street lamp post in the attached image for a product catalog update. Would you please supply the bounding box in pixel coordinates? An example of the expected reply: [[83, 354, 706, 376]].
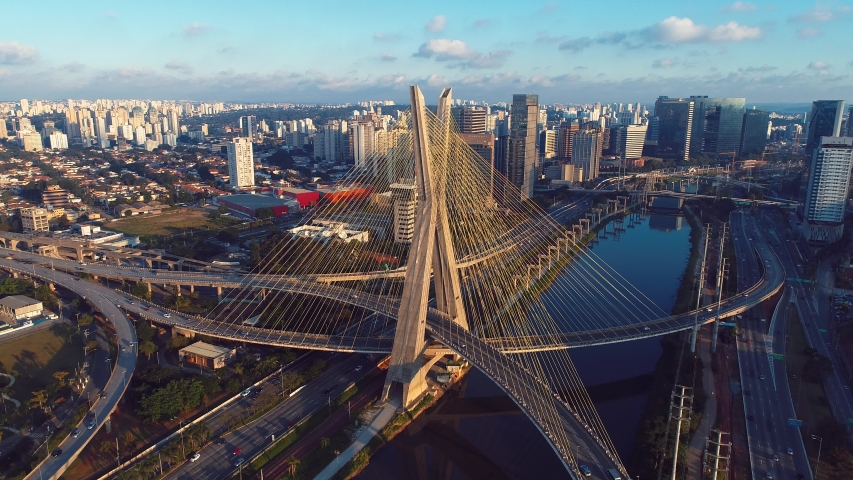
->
[[812, 434, 823, 478]]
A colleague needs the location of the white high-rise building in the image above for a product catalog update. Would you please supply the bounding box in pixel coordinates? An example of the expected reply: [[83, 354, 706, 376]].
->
[[804, 136, 853, 243], [227, 137, 255, 188], [621, 124, 648, 160], [134, 126, 147, 146], [572, 130, 601, 181], [48, 132, 68, 150], [19, 99, 29, 116]]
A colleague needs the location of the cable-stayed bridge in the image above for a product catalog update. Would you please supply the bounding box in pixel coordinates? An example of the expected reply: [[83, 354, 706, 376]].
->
[[4, 86, 786, 479]]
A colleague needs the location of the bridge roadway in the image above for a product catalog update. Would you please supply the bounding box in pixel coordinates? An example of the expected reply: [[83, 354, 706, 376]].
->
[[1, 212, 784, 354]]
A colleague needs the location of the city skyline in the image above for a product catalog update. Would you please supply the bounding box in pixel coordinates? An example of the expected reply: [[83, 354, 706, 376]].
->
[[1, 1, 852, 103]]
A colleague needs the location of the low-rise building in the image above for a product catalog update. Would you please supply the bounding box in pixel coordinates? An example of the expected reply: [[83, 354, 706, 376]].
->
[[0, 295, 44, 323], [178, 341, 236, 370], [21, 207, 50, 232]]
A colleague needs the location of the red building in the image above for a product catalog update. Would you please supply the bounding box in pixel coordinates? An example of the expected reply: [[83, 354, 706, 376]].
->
[[277, 187, 319, 209], [218, 194, 289, 218]]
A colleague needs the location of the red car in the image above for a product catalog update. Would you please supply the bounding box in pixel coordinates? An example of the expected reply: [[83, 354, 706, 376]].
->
[[232, 447, 241, 456]]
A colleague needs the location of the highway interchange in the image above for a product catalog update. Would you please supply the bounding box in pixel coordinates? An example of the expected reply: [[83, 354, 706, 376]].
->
[[4, 198, 851, 479]]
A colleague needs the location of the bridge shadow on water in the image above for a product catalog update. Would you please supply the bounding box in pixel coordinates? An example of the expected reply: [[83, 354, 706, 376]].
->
[[356, 371, 653, 480]]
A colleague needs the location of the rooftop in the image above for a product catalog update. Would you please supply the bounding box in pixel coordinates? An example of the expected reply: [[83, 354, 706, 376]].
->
[[179, 341, 233, 359], [0, 295, 42, 309], [221, 193, 290, 209]]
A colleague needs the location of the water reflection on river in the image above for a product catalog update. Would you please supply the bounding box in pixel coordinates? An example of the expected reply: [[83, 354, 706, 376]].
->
[[356, 214, 691, 480]]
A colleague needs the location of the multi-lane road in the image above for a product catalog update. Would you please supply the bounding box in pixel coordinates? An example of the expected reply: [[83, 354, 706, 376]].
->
[[732, 209, 810, 479], [165, 353, 372, 480], [0, 259, 139, 480]]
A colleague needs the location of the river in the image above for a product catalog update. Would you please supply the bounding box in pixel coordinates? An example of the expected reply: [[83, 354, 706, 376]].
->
[[356, 213, 692, 480]]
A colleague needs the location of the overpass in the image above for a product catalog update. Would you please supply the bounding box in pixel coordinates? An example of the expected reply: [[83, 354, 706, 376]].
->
[[1, 88, 789, 479]]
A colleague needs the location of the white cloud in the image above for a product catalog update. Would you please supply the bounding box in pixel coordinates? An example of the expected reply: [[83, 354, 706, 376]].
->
[[473, 18, 494, 28], [807, 61, 830, 70], [0, 41, 39, 65], [183, 22, 210, 37], [652, 57, 677, 68], [413, 39, 511, 69], [165, 61, 193, 74], [647, 17, 762, 43], [797, 28, 823, 39], [415, 39, 476, 60], [379, 53, 397, 62], [791, 5, 852, 22], [539, 2, 559, 14], [372, 32, 400, 42], [426, 15, 446, 33], [722, 2, 756, 12]]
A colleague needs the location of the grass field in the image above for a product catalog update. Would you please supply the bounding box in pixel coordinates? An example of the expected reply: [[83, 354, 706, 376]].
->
[[103, 208, 241, 237], [0, 323, 83, 406]]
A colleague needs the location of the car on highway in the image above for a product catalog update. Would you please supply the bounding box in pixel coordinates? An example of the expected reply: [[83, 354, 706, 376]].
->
[[100, 391, 107, 398], [162, 312, 171, 318], [241, 388, 252, 397], [355, 365, 363, 372], [579, 465, 592, 477], [213, 437, 225, 445], [87, 420, 96, 429], [232, 447, 241, 456], [759, 374, 765, 380], [71, 429, 80, 438], [51, 448, 62, 458], [773, 454, 779, 461], [321, 388, 332, 396], [787, 447, 794, 455], [234, 457, 245, 467], [189, 452, 201, 462]]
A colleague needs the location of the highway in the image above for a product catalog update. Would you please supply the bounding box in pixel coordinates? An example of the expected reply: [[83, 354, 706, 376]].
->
[[764, 210, 853, 444], [164, 353, 371, 480], [731, 210, 810, 479], [0, 259, 140, 480]]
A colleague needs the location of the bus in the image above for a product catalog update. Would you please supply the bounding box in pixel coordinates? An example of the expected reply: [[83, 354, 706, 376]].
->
[[605, 469, 622, 480]]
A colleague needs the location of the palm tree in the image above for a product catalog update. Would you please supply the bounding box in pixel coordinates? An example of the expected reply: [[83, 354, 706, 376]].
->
[[52, 370, 70, 387], [286, 456, 300, 476], [320, 437, 330, 449], [139, 340, 158, 360], [29, 390, 49, 413]]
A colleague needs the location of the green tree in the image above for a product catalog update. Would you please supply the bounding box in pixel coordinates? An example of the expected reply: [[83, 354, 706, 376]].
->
[[77, 314, 94, 327], [130, 282, 151, 300], [255, 207, 274, 219], [52, 371, 69, 387], [29, 390, 49, 413], [136, 322, 156, 343], [139, 340, 158, 361], [218, 204, 229, 215], [33, 284, 58, 309], [286, 456, 300, 476]]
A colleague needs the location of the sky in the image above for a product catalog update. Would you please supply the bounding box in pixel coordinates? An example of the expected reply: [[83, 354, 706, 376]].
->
[[1, 0, 852, 105]]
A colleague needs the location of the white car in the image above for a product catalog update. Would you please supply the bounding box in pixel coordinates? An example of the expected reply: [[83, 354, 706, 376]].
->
[[189, 452, 201, 462], [163, 312, 171, 318], [241, 388, 252, 397]]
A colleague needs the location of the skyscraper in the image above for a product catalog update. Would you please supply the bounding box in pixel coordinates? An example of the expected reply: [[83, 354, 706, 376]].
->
[[457, 107, 487, 134], [847, 106, 853, 136], [243, 115, 257, 140], [739, 110, 770, 156], [390, 182, 417, 244], [227, 137, 255, 188], [507, 94, 539, 199], [689, 96, 745, 156], [803, 136, 853, 243], [556, 121, 579, 160], [805, 100, 846, 156], [654, 97, 694, 162], [0, 119, 6, 138], [619, 124, 648, 160], [572, 130, 601, 181]]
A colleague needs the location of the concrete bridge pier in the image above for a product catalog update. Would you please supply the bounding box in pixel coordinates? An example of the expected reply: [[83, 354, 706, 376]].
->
[[216, 286, 222, 301], [189, 284, 194, 294], [175, 285, 181, 297], [579, 218, 590, 234], [144, 259, 153, 268], [147, 283, 152, 294], [76, 248, 84, 262]]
